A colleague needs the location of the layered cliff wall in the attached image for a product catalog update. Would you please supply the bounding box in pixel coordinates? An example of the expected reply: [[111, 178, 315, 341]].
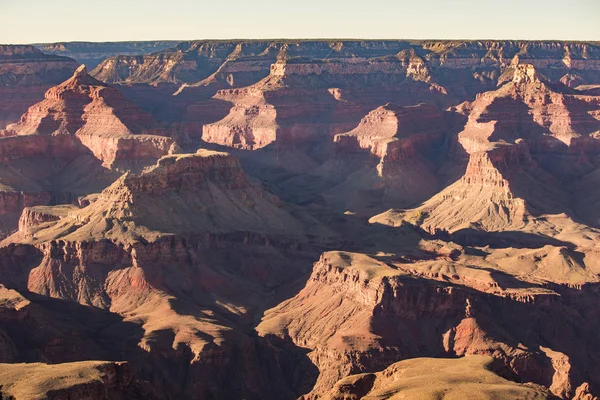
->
[[0, 45, 78, 128], [0, 149, 334, 399], [258, 250, 600, 398], [3, 65, 177, 168], [36, 41, 179, 69], [93, 40, 600, 88]]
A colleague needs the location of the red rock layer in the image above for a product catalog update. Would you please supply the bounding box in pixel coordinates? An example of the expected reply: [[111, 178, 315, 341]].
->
[[0, 45, 79, 128], [373, 64, 599, 232], [38, 41, 179, 70], [0, 150, 333, 399], [258, 251, 600, 399], [93, 41, 600, 89], [460, 65, 599, 149], [334, 103, 447, 176], [201, 57, 449, 152], [3, 65, 177, 168], [89, 41, 600, 148]]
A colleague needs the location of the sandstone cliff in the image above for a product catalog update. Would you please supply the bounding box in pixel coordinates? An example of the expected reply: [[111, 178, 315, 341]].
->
[[4, 65, 177, 168], [372, 64, 600, 232], [320, 356, 551, 400], [258, 248, 600, 399], [0, 150, 334, 399], [0, 45, 78, 129]]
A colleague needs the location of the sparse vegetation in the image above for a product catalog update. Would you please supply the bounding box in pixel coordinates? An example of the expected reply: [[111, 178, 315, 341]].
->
[[411, 210, 429, 225]]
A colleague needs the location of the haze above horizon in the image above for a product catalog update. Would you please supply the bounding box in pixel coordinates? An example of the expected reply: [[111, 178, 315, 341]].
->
[[1, 0, 598, 44]]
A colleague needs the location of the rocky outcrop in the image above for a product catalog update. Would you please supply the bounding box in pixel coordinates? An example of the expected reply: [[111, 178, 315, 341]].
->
[[457, 64, 600, 153], [202, 83, 363, 151], [3, 65, 178, 167], [194, 45, 464, 216], [0, 65, 179, 236], [335, 104, 445, 158], [258, 250, 600, 398], [561, 73, 586, 88], [0, 361, 164, 400], [292, 103, 449, 215], [0, 149, 334, 400], [201, 54, 452, 151], [370, 145, 532, 232], [17, 205, 77, 232], [0, 46, 78, 86], [372, 64, 599, 233], [334, 103, 446, 177], [77, 133, 178, 169], [320, 356, 551, 400], [202, 93, 279, 150], [0, 45, 78, 129], [259, 252, 470, 395]]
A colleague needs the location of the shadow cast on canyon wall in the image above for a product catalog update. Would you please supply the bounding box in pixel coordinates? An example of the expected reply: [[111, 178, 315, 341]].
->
[[472, 281, 600, 392], [14, 291, 147, 362], [196, 100, 470, 215], [0, 237, 319, 400], [0, 271, 319, 400], [367, 273, 600, 394], [448, 228, 575, 250]]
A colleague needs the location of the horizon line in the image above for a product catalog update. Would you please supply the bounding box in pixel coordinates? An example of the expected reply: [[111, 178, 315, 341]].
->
[[9, 38, 600, 46]]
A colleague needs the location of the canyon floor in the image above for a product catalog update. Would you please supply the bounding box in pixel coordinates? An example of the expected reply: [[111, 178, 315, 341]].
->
[[0, 40, 599, 399]]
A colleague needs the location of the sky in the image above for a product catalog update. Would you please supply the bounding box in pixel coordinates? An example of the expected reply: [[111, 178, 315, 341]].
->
[[0, 0, 598, 44]]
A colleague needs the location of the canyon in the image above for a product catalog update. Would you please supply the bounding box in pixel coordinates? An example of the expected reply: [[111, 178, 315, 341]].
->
[[0, 39, 599, 400]]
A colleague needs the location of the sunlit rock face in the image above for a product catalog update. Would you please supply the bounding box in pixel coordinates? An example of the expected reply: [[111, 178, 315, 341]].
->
[[0, 39, 598, 400]]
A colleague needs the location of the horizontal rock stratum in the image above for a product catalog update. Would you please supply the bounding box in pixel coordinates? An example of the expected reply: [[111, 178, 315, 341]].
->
[[0, 39, 598, 400]]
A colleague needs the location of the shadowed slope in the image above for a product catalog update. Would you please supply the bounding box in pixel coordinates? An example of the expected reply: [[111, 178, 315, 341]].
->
[[0, 149, 334, 399], [3, 65, 177, 168], [372, 64, 600, 234]]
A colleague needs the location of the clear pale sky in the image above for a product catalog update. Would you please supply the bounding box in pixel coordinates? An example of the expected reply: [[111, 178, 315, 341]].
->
[[1, 0, 598, 44]]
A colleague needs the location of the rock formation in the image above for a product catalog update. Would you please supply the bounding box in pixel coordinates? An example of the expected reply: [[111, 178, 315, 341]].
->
[[4, 65, 177, 168], [324, 103, 449, 212], [372, 64, 600, 232], [0, 361, 164, 400], [258, 247, 600, 399], [37, 41, 179, 70], [0, 45, 78, 129], [201, 54, 451, 151], [0, 39, 598, 400], [320, 356, 551, 400], [0, 65, 179, 238], [93, 41, 600, 90], [82, 41, 600, 152], [0, 149, 334, 399]]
